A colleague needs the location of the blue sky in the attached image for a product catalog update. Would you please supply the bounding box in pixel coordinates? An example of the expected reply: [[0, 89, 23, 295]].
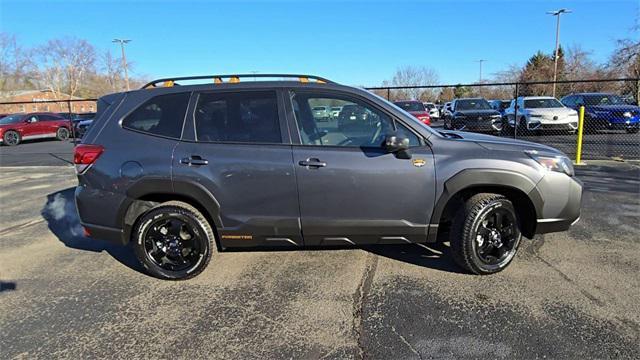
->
[[1, 0, 637, 86]]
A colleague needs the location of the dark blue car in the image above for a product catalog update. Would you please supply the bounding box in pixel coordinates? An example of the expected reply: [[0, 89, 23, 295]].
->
[[561, 93, 639, 133]]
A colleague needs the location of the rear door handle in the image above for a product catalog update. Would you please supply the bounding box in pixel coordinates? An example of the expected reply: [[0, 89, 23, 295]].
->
[[180, 156, 209, 166], [298, 158, 327, 168]]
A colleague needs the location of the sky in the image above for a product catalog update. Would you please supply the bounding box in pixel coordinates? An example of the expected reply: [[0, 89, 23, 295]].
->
[[0, 0, 637, 86]]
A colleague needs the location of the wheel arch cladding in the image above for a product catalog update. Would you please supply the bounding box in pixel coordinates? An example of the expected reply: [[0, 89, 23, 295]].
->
[[430, 169, 541, 240], [120, 178, 222, 244]]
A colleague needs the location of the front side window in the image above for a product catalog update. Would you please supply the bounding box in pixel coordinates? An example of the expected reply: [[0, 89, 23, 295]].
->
[[122, 92, 190, 139], [291, 92, 420, 147], [195, 91, 281, 144]]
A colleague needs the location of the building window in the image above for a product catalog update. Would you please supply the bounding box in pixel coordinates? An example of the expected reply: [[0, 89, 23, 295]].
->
[[19, 105, 25, 112], [32, 105, 37, 112]]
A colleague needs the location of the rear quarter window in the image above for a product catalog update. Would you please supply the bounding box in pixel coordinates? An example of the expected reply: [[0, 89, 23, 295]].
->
[[122, 92, 190, 139]]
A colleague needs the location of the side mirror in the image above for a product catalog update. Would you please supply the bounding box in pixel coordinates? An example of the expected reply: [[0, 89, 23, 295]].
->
[[384, 134, 410, 153]]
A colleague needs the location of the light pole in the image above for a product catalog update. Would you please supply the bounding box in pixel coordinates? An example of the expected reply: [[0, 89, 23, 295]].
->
[[475, 59, 486, 83], [547, 9, 571, 97], [113, 39, 131, 91]]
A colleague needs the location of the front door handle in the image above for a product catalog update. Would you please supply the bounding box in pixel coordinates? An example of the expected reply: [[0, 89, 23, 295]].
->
[[180, 156, 209, 166], [298, 158, 327, 168]]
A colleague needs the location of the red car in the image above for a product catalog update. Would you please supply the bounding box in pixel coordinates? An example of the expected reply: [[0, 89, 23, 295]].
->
[[0, 112, 72, 146], [393, 100, 431, 125]]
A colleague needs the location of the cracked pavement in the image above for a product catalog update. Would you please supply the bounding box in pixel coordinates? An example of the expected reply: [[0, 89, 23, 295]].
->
[[1, 161, 639, 359]]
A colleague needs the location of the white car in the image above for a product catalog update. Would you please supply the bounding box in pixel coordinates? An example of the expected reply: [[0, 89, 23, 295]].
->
[[423, 102, 439, 119], [330, 106, 342, 119], [504, 96, 579, 134]]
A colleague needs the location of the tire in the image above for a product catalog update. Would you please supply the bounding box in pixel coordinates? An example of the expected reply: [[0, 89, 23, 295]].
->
[[56, 127, 70, 141], [2, 130, 21, 146], [132, 201, 215, 280], [449, 193, 522, 275], [516, 117, 530, 136]]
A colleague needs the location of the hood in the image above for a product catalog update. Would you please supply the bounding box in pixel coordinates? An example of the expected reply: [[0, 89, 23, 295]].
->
[[588, 104, 639, 112], [527, 107, 576, 116], [455, 109, 501, 116], [441, 130, 563, 155]]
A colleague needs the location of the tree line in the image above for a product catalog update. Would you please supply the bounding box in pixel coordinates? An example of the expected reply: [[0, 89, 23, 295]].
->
[[374, 24, 639, 103], [0, 33, 146, 99]]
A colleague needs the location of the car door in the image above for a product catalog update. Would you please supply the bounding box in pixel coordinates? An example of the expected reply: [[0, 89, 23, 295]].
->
[[173, 89, 302, 248], [38, 114, 63, 136], [21, 114, 46, 138], [287, 89, 436, 246]]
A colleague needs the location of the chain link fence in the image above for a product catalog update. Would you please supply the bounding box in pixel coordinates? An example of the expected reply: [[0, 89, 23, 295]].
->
[[367, 78, 640, 160]]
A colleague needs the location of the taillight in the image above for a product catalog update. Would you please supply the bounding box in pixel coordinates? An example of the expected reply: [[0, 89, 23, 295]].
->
[[74, 144, 104, 174]]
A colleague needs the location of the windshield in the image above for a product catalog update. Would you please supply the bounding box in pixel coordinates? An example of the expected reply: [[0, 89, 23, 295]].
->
[[394, 101, 425, 112], [312, 107, 327, 111], [456, 99, 491, 110], [584, 94, 626, 106], [524, 98, 564, 109], [0, 114, 23, 125], [425, 103, 435, 110]]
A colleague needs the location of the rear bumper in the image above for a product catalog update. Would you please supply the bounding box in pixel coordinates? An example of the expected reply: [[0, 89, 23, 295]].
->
[[534, 174, 583, 234], [80, 222, 126, 245], [75, 185, 127, 245]]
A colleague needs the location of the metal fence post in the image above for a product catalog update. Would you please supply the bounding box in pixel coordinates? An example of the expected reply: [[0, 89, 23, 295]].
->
[[387, 88, 390, 101], [513, 82, 519, 139]]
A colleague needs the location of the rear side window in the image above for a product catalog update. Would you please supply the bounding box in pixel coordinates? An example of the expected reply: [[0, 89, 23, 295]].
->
[[194, 91, 282, 143], [122, 92, 190, 139]]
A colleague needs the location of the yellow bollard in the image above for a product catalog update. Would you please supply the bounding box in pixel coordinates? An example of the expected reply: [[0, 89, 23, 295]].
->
[[575, 105, 586, 165]]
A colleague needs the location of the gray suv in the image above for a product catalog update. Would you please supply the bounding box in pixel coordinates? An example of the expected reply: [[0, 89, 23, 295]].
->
[[74, 74, 582, 280]]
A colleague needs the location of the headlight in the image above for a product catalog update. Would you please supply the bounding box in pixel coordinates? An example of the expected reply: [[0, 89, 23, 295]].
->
[[529, 114, 543, 118], [490, 114, 501, 119], [623, 111, 632, 118], [526, 152, 574, 176]]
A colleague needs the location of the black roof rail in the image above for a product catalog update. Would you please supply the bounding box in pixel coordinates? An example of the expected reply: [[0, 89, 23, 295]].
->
[[141, 74, 335, 89]]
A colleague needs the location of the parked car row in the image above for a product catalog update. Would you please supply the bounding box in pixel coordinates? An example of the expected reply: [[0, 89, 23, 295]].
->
[[0, 111, 96, 146], [429, 92, 639, 135]]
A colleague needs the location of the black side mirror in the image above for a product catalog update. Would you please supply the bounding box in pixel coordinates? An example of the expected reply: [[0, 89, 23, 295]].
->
[[384, 134, 410, 158]]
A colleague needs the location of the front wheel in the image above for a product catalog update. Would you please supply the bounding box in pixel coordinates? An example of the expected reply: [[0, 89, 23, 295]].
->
[[133, 201, 215, 280], [450, 193, 522, 274]]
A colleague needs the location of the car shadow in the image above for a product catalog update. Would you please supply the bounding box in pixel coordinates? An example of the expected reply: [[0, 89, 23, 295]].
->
[[41, 187, 143, 274], [362, 241, 466, 274]]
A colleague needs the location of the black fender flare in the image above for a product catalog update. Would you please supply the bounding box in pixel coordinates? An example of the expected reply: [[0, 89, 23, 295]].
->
[[427, 169, 543, 241], [117, 177, 222, 243]]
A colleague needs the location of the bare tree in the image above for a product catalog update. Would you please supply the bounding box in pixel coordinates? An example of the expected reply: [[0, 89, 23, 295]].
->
[[37, 37, 96, 98], [0, 33, 35, 93], [387, 65, 440, 101]]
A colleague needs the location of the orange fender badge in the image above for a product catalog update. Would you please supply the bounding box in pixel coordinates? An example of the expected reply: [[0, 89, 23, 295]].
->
[[412, 159, 426, 167]]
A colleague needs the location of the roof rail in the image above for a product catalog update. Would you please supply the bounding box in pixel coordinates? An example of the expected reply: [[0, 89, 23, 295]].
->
[[141, 74, 335, 89]]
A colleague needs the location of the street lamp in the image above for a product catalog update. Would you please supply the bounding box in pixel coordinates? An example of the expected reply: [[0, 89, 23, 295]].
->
[[112, 39, 131, 91], [547, 9, 571, 97], [475, 59, 487, 83]]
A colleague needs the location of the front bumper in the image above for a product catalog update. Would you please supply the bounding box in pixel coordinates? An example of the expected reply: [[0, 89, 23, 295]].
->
[[454, 118, 502, 132], [532, 172, 583, 234]]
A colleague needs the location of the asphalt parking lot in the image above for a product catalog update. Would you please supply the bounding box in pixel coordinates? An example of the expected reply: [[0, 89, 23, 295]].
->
[[1, 143, 639, 359]]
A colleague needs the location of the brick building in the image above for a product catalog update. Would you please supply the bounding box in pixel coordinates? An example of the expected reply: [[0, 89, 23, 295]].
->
[[0, 89, 96, 115]]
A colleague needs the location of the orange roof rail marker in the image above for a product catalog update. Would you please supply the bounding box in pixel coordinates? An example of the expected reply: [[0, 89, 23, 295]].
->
[[299, 77, 309, 83], [316, 79, 326, 84], [163, 80, 174, 87], [214, 77, 223, 84], [229, 76, 240, 83]]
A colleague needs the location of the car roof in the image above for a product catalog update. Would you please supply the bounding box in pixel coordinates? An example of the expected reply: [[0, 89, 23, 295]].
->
[[520, 96, 558, 100]]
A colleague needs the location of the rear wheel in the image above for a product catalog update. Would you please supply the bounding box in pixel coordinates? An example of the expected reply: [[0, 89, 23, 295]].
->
[[3, 130, 20, 146], [56, 127, 70, 141], [133, 201, 215, 280], [450, 193, 522, 274]]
